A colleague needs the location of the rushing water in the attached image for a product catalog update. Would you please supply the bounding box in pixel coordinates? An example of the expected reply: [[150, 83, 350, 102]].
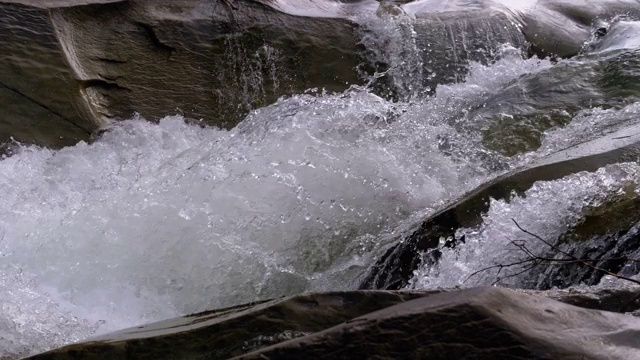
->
[[3, 7, 640, 359]]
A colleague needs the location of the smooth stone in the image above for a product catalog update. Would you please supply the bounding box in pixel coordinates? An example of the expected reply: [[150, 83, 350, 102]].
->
[[26, 291, 433, 360]]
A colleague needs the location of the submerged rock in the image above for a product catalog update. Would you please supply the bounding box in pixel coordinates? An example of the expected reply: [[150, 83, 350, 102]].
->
[[27, 287, 640, 360], [360, 120, 640, 290]]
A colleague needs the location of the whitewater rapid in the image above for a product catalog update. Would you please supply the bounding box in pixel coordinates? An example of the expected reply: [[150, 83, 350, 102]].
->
[[0, 48, 554, 357]]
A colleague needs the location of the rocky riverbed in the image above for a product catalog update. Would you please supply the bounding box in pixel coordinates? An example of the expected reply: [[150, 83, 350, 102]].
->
[[2, 0, 640, 358]]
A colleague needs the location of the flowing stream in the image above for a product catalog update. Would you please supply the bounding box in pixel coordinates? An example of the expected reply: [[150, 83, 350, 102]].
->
[[2, 7, 640, 359]]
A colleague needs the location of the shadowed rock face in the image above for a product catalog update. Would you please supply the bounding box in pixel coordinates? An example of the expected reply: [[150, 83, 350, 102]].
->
[[26, 287, 640, 360], [47, 0, 365, 127]]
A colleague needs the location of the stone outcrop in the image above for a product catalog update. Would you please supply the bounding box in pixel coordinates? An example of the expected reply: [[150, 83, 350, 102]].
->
[[360, 121, 640, 290], [28, 291, 434, 360], [238, 288, 640, 360], [4, 0, 640, 149], [0, 2, 94, 148], [0, 0, 365, 148], [27, 287, 640, 360]]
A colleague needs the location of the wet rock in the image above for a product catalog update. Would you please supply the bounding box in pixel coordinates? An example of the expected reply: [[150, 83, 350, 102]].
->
[[0, 0, 365, 147], [360, 121, 640, 290], [26, 291, 435, 360], [238, 288, 640, 360], [505, 0, 640, 58], [477, 48, 640, 156], [403, 1, 527, 86], [402, 0, 640, 61], [0, 2, 93, 148], [4, 0, 640, 148], [525, 287, 640, 315], [47, 0, 365, 127], [366, 0, 640, 98], [590, 20, 640, 53], [26, 287, 640, 360]]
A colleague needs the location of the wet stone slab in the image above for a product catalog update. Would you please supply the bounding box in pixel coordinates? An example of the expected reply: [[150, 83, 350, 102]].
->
[[27, 287, 640, 360]]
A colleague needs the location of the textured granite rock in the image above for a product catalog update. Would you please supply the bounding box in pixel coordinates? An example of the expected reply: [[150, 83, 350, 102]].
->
[[0, 2, 93, 148]]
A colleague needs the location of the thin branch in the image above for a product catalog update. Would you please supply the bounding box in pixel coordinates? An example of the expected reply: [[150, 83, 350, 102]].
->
[[464, 258, 534, 283], [511, 219, 640, 286], [464, 220, 640, 286], [492, 260, 542, 286]]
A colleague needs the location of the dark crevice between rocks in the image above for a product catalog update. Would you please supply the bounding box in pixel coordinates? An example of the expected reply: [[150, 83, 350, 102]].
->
[[91, 56, 127, 64], [97, 72, 122, 82], [525, 40, 575, 61], [79, 78, 131, 92]]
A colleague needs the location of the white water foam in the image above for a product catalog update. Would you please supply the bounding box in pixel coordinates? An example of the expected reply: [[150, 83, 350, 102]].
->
[[408, 161, 640, 289], [0, 50, 553, 358]]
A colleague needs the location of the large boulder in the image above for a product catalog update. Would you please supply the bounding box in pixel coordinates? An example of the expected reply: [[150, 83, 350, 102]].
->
[[27, 287, 640, 360], [4, 0, 640, 149], [238, 287, 640, 360], [0, 2, 94, 149], [0, 0, 366, 147], [27, 291, 435, 360]]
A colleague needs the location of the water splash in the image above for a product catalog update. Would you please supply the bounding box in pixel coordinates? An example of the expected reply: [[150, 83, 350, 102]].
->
[[0, 50, 552, 357]]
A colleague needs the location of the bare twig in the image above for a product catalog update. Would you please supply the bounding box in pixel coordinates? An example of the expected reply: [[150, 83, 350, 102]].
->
[[464, 220, 640, 286], [512, 219, 640, 286]]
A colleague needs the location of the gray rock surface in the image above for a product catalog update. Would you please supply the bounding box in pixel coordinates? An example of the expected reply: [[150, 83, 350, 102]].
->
[[28, 287, 640, 360], [0, 2, 93, 148], [3, 0, 640, 149], [237, 287, 640, 360], [27, 291, 433, 360], [0, 0, 365, 148]]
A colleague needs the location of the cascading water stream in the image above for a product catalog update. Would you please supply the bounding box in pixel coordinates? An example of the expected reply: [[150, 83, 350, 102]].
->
[[2, 6, 640, 359]]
